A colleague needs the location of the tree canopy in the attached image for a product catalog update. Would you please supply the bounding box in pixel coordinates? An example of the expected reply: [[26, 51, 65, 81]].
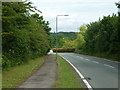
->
[[76, 14, 119, 61], [2, 1, 51, 68]]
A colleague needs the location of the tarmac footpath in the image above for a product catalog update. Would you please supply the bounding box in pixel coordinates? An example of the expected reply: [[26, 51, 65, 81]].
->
[[18, 55, 57, 88]]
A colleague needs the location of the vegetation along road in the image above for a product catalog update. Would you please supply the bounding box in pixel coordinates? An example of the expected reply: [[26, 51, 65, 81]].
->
[[58, 53, 119, 88], [2, 1, 120, 89]]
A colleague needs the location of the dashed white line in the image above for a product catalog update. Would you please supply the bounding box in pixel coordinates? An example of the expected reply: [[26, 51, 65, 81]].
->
[[104, 64, 115, 68], [80, 57, 83, 59], [93, 61, 99, 64], [85, 59, 90, 61]]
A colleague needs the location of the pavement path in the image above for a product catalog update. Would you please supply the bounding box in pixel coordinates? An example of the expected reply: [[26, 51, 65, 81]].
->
[[58, 53, 119, 88], [19, 55, 57, 88]]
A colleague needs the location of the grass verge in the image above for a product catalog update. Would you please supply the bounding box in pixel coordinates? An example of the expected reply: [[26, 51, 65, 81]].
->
[[2, 56, 45, 88], [55, 56, 84, 88]]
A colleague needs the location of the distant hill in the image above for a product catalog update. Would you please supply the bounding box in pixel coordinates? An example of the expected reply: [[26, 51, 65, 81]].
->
[[50, 32, 77, 40]]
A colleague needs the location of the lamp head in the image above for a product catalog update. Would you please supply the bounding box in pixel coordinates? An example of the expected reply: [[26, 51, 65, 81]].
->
[[57, 15, 69, 16], [64, 15, 69, 16]]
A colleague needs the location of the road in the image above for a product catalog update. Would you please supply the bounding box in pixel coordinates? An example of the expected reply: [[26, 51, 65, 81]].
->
[[58, 53, 119, 88]]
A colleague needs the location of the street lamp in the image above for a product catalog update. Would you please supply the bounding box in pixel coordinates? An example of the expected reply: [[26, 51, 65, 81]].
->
[[56, 15, 69, 59]]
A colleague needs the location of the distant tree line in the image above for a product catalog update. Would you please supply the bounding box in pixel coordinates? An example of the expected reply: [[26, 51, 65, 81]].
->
[[2, 1, 51, 68], [49, 32, 77, 48]]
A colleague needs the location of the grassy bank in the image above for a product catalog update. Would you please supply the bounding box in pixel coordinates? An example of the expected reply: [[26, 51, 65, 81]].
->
[[77, 51, 119, 62], [55, 56, 84, 88], [2, 56, 45, 88]]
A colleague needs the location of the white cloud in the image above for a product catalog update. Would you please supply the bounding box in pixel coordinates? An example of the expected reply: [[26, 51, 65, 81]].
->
[[30, 0, 118, 32]]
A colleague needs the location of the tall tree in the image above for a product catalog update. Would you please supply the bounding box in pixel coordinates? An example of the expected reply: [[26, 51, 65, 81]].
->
[[2, 1, 51, 68]]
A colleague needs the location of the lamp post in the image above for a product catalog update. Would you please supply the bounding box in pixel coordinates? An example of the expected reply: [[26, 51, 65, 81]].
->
[[56, 15, 69, 59]]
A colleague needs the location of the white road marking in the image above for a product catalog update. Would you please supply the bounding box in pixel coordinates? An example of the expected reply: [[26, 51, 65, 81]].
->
[[85, 59, 90, 61], [93, 61, 99, 64], [59, 55, 93, 90], [104, 64, 115, 68], [80, 57, 84, 59]]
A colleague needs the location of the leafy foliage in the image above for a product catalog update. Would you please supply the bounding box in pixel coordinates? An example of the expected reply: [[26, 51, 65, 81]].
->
[[2, 1, 51, 68], [75, 25, 87, 52], [50, 32, 77, 48], [62, 40, 76, 48], [76, 14, 119, 61]]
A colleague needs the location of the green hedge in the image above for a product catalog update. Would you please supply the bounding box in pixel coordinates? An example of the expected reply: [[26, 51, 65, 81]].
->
[[2, 2, 51, 68], [53, 48, 75, 52]]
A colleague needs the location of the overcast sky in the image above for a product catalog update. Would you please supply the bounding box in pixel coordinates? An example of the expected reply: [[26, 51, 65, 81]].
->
[[30, 0, 119, 32]]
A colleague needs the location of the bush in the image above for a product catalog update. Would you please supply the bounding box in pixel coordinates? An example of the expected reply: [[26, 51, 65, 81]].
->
[[2, 2, 51, 68], [53, 48, 75, 52]]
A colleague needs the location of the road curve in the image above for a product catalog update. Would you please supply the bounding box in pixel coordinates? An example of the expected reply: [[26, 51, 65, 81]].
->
[[58, 53, 119, 89]]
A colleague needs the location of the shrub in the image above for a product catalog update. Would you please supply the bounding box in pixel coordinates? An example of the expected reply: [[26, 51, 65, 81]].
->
[[53, 48, 75, 52]]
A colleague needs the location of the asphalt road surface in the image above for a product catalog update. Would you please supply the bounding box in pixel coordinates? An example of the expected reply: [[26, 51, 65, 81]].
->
[[58, 53, 119, 89]]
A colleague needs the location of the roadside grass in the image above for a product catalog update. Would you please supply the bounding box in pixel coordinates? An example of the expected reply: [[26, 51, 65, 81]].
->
[[2, 56, 45, 88], [55, 56, 84, 88], [0, 73, 1, 89]]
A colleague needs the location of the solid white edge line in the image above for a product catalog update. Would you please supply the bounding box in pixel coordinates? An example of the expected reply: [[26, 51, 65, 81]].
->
[[59, 55, 93, 90]]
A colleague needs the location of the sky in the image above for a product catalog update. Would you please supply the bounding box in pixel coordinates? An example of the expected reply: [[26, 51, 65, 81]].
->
[[30, 0, 119, 32]]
